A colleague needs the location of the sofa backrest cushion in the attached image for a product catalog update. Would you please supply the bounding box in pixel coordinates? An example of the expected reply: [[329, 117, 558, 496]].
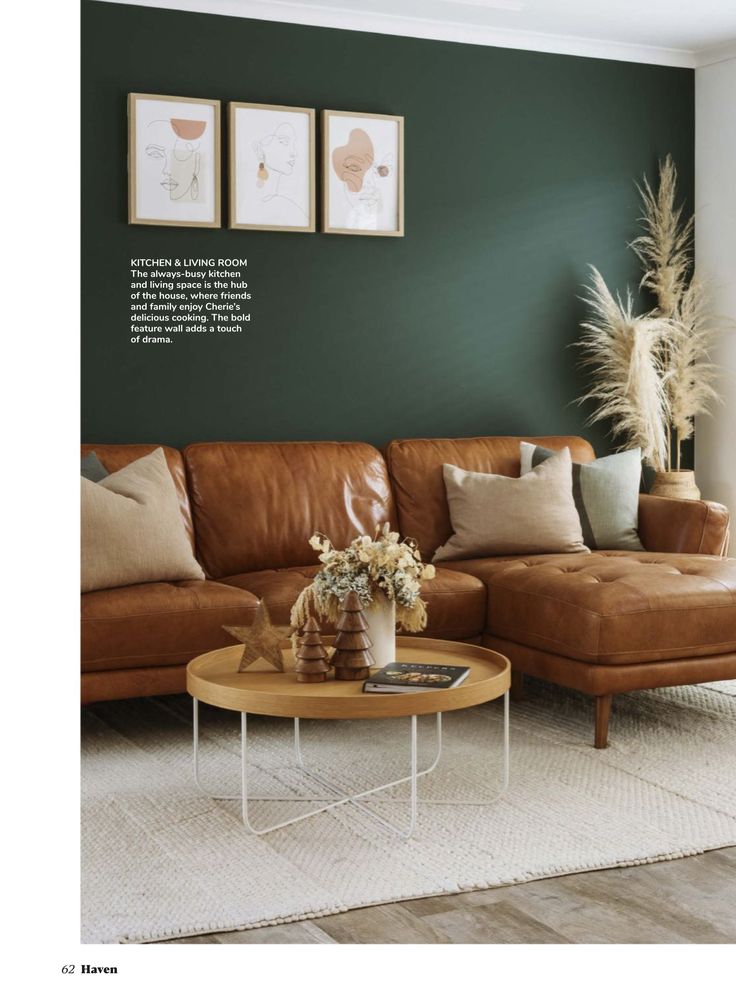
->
[[184, 441, 398, 578], [81, 444, 194, 547], [385, 436, 596, 561]]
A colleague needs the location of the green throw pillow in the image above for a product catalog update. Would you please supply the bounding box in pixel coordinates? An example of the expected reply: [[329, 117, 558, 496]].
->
[[520, 443, 643, 551], [81, 451, 109, 483]]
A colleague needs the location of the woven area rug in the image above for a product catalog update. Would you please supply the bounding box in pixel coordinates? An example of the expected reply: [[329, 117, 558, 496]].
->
[[81, 679, 736, 943]]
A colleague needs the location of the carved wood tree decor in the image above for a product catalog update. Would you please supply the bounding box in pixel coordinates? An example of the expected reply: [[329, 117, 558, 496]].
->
[[295, 617, 331, 683], [331, 590, 375, 681]]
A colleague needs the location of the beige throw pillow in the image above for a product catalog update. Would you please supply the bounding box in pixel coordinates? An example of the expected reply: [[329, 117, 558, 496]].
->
[[433, 447, 589, 561], [81, 447, 204, 592]]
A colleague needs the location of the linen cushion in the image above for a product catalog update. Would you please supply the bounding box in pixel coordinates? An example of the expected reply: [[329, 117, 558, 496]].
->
[[433, 447, 589, 561], [520, 443, 643, 550], [81, 447, 204, 592]]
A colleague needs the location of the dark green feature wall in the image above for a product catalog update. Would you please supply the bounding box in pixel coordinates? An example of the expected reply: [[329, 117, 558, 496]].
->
[[82, 0, 694, 450]]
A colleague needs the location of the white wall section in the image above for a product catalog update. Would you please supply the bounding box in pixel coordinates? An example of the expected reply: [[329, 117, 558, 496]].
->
[[695, 56, 736, 552]]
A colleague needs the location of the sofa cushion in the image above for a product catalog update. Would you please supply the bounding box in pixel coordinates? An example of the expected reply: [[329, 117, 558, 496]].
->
[[520, 443, 644, 551], [81, 449, 204, 593], [81, 580, 260, 672], [434, 449, 588, 561], [221, 565, 486, 640], [82, 444, 194, 546], [440, 552, 736, 665], [185, 441, 397, 578], [386, 435, 596, 561], [81, 451, 109, 482]]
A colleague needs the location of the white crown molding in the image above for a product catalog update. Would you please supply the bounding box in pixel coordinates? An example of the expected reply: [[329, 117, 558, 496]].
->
[[695, 39, 736, 68], [101, 0, 698, 68]]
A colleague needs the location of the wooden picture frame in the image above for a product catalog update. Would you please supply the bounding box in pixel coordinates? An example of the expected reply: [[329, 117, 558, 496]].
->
[[229, 102, 316, 233], [128, 93, 221, 228], [322, 110, 404, 237]]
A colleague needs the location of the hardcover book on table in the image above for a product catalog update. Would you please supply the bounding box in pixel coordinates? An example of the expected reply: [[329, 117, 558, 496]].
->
[[363, 662, 470, 693]]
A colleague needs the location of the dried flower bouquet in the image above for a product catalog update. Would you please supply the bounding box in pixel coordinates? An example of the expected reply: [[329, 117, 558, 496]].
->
[[290, 524, 435, 634]]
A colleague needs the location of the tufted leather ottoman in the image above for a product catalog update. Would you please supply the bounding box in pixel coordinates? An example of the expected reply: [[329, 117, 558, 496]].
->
[[440, 551, 736, 747]]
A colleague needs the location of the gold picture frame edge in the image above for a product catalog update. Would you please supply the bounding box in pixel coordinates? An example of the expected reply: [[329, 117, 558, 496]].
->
[[321, 108, 404, 238], [128, 92, 222, 228], [228, 101, 317, 233]]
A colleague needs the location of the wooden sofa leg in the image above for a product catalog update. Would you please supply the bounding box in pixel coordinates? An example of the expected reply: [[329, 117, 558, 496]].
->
[[594, 694, 612, 749], [511, 670, 524, 701]]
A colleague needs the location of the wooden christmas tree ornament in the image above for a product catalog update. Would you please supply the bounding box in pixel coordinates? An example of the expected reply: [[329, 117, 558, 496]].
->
[[295, 617, 331, 683], [331, 590, 375, 681]]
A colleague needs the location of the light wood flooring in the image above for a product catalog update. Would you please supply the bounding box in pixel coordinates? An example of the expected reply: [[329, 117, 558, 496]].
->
[[161, 845, 736, 944]]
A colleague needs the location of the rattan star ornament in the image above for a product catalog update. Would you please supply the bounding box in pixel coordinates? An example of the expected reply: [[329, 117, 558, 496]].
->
[[223, 600, 288, 672]]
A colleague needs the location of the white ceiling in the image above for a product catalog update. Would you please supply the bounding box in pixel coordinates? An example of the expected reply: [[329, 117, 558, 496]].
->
[[104, 0, 736, 67]]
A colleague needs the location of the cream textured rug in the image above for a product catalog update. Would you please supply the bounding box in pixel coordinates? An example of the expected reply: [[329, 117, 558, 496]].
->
[[81, 679, 736, 943]]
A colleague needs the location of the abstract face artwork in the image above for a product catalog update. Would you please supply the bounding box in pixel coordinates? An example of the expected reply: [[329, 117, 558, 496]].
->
[[331, 127, 394, 229], [323, 111, 404, 237], [229, 103, 315, 233], [255, 122, 298, 184], [128, 94, 221, 227], [144, 117, 207, 203]]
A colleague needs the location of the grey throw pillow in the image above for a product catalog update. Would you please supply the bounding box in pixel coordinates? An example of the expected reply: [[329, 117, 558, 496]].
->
[[81, 451, 109, 483], [520, 443, 643, 551]]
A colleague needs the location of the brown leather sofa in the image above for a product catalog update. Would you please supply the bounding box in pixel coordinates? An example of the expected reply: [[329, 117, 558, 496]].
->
[[82, 436, 735, 747]]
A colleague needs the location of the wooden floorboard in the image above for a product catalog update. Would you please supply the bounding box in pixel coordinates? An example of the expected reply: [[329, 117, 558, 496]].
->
[[159, 845, 736, 944]]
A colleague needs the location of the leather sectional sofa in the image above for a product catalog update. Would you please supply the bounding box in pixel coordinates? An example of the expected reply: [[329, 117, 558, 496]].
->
[[81, 437, 735, 747]]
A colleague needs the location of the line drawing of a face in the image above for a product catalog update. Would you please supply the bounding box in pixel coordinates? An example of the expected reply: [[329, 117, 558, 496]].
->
[[253, 122, 298, 178], [332, 127, 392, 230], [144, 118, 206, 203]]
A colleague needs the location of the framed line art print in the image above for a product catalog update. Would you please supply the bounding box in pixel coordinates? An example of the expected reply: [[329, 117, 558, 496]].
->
[[322, 110, 404, 237], [128, 93, 221, 228], [229, 102, 316, 232]]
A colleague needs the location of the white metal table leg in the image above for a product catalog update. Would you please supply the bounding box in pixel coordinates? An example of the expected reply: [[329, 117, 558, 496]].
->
[[193, 692, 509, 838], [240, 711, 423, 836], [292, 712, 441, 837], [502, 689, 510, 793]]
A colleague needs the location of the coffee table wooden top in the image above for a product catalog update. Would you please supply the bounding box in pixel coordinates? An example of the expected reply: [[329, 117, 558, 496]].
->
[[187, 636, 510, 720]]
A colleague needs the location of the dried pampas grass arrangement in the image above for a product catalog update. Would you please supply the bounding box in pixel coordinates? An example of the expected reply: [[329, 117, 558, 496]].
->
[[665, 278, 723, 469], [576, 269, 671, 471], [577, 155, 724, 474], [630, 155, 694, 319]]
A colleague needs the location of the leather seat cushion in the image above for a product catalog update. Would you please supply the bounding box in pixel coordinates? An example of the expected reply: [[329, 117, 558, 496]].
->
[[82, 580, 259, 672], [440, 552, 736, 664], [221, 565, 486, 640]]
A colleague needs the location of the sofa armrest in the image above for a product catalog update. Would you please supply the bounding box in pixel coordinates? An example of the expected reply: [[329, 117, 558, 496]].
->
[[637, 495, 730, 555]]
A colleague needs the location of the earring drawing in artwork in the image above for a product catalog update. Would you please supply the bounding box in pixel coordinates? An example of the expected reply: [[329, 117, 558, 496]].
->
[[251, 123, 305, 221]]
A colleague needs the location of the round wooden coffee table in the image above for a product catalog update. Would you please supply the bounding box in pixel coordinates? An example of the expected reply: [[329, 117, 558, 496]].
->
[[187, 636, 510, 838]]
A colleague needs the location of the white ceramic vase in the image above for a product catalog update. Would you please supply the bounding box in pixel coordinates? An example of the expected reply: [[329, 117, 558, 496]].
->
[[364, 592, 396, 669]]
